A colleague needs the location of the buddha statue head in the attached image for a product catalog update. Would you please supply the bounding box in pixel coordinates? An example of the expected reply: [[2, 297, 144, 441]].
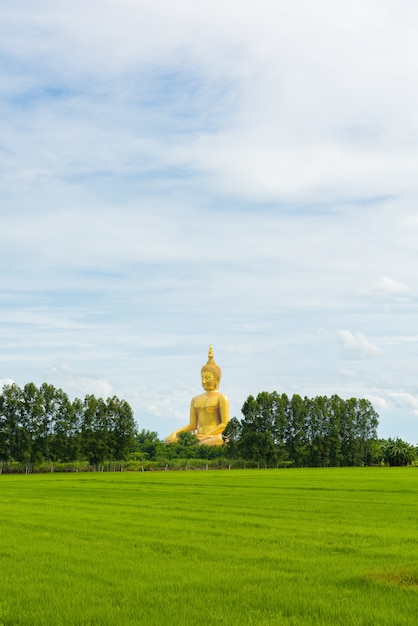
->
[[201, 344, 222, 390]]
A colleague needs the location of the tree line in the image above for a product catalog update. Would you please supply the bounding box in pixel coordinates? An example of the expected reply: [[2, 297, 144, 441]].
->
[[0, 383, 136, 468], [222, 391, 381, 467], [1, 383, 415, 470]]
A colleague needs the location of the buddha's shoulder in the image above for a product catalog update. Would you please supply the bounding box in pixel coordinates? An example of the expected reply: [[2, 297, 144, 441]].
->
[[191, 391, 228, 403]]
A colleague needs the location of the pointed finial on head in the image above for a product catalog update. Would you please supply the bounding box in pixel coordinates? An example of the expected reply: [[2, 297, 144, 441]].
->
[[201, 344, 221, 388]]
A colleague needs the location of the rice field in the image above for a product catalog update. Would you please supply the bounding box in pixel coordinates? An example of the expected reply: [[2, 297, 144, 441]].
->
[[1, 467, 418, 625]]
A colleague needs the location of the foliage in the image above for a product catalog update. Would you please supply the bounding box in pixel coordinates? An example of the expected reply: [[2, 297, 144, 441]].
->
[[0, 383, 137, 466], [382, 437, 416, 466], [0, 380, 230, 470], [176, 430, 199, 447], [4, 384, 413, 472], [224, 391, 380, 467]]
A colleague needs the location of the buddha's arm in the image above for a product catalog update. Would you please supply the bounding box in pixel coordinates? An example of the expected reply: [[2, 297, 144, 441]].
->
[[219, 394, 230, 425]]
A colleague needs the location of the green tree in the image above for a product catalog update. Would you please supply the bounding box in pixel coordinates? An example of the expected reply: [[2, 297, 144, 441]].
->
[[355, 398, 379, 465], [0, 383, 137, 468], [232, 391, 379, 468], [271, 392, 290, 461], [0, 383, 23, 462], [135, 429, 164, 460], [286, 394, 309, 466], [382, 438, 416, 466], [222, 417, 242, 458], [306, 396, 328, 467], [21, 383, 44, 465], [177, 431, 199, 447], [239, 392, 277, 466], [81, 395, 109, 465], [326, 395, 344, 466], [38, 383, 76, 462], [106, 396, 137, 459], [340, 398, 361, 466], [164, 431, 201, 459]]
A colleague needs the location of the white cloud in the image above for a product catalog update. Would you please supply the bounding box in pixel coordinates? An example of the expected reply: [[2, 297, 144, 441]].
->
[[49, 365, 114, 400], [366, 394, 389, 411], [337, 330, 381, 360], [367, 276, 411, 300], [1, 0, 418, 443], [337, 368, 358, 380], [0, 379, 16, 389], [2, 1, 418, 206], [388, 391, 418, 415]]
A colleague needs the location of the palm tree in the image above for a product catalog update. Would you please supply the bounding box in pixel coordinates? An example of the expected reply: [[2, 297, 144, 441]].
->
[[382, 437, 416, 466]]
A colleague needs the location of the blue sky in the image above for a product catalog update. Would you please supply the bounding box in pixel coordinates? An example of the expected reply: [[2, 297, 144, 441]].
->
[[1, 0, 418, 442]]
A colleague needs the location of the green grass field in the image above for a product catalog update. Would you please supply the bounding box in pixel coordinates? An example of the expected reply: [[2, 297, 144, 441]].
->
[[1, 467, 418, 625]]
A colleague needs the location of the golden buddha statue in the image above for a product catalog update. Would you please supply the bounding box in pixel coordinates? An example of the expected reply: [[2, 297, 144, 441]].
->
[[165, 345, 230, 446]]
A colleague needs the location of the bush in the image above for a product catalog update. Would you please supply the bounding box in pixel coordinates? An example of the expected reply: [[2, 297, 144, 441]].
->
[[382, 438, 416, 466]]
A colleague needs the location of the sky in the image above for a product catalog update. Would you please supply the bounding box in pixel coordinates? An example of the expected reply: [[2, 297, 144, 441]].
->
[[1, 0, 418, 443]]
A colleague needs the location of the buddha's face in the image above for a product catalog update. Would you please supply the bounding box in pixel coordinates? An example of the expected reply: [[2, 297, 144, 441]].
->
[[201, 371, 218, 391]]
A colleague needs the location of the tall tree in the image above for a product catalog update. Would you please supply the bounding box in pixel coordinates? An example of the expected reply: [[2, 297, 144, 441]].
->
[[81, 395, 109, 465], [21, 383, 44, 464], [326, 395, 344, 466], [41, 385, 80, 462], [271, 392, 290, 461], [222, 417, 243, 458], [355, 398, 379, 465], [286, 394, 309, 466], [106, 396, 137, 459], [0, 384, 23, 462], [239, 393, 277, 466]]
